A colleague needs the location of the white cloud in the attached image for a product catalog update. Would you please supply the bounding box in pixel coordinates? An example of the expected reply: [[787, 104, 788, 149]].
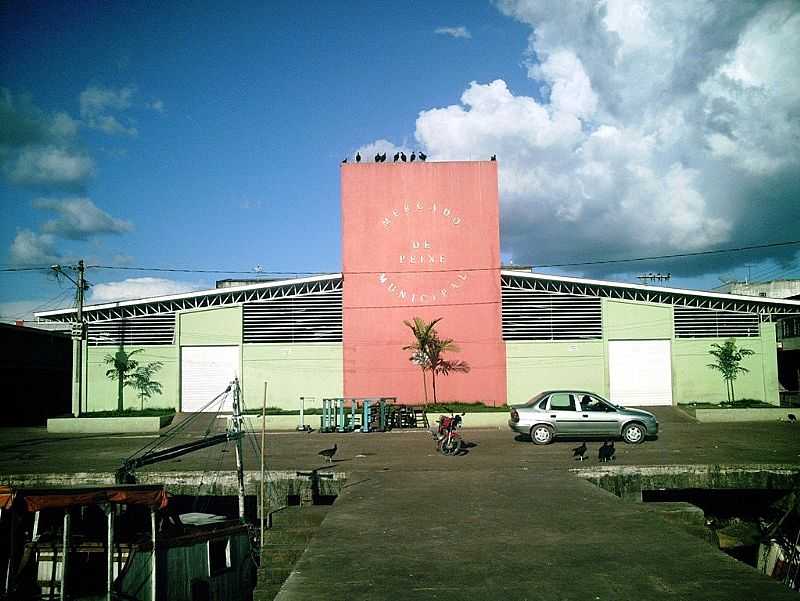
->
[[393, 0, 800, 277], [79, 85, 138, 136], [89, 277, 204, 303], [33, 197, 133, 240], [148, 99, 165, 113], [435, 26, 472, 39], [8, 229, 61, 266], [0, 89, 91, 188], [8, 147, 94, 187]]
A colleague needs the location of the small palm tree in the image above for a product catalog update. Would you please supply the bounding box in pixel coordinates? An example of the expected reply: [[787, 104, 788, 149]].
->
[[403, 317, 440, 403], [707, 338, 755, 403], [105, 348, 143, 412], [403, 317, 469, 405], [129, 362, 164, 410]]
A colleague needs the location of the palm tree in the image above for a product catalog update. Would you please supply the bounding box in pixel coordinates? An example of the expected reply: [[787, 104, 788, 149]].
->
[[403, 317, 440, 403], [426, 335, 470, 405], [403, 317, 470, 405], [707, 338, 755, 403], [104, 348, 143, 412], [130, 362, 164, 410]]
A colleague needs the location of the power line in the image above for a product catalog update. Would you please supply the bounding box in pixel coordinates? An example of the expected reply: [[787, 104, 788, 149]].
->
[[2, 238, 800, 276]]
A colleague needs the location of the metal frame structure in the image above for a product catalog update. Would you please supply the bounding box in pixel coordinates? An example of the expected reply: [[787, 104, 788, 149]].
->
[[501, 271, 800, 320], [36, 274, 343, 323]]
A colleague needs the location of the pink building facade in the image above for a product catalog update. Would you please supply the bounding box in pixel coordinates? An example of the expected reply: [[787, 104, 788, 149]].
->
[[341, 161, 507, 404]]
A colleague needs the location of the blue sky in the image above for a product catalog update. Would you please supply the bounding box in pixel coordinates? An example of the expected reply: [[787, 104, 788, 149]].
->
[[2, 1, 799, 321]]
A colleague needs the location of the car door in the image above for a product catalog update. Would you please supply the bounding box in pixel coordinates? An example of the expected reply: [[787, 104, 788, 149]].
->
[[575, 393, 619, 436], [546, 393, 581, 435]]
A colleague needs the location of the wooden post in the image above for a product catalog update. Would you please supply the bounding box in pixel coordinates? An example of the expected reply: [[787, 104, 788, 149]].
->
[[106, 504, 114, 599], [61, 509, 70, 601], [150, 508, 157, 601], [232, 379, 246, 521], [260, 381, 267, 547], [2, 508, 11, 594]]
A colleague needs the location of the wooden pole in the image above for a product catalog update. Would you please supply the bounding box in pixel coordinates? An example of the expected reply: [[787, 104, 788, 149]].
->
[[260, 381, 267, 547], [150, 508, 157, 601], [2, 508, 11, 594], [61, 509, 70, 601], [232, 379, 246, 521], [106, 504, 114, 599]]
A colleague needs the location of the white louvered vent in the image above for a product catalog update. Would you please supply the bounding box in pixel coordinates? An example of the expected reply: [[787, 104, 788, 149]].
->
[[243, 291, 342, 343], [88, 314, 175, 346], [674, 307, 759, 338], [502, 287, 602, 341]]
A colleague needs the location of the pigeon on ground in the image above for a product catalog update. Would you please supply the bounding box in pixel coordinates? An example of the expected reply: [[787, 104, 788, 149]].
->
[[318, 443, 337, 463], [355, 153, 361, 163], [393, 152, 400, 162], [572, 441, 587, 461], [788, 413, 797, 423], [419, 152, 427, 161], [400, 152, 407, 162], [490, 154, 497, 161]]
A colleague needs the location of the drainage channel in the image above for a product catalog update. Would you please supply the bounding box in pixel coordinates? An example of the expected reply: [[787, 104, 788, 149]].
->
[[574, 464, 800, 592]]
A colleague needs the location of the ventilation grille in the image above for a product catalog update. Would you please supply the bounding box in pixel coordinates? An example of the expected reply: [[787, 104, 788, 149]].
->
[[88, 314, 175, 346], [243, 291, 342, 343], [502, 287, 602, 341], [674, 307, 760, 338]]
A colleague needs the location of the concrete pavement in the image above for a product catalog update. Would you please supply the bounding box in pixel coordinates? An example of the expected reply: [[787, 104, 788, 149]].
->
[[1, 410, 799, 600]]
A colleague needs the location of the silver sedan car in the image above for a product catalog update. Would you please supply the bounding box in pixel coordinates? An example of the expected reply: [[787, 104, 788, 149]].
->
[[508, 390, 659, 445]]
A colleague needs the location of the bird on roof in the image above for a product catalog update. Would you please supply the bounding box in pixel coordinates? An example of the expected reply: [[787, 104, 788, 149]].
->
[[356, 153, 361, 163], [380, 152, 387, 162], [788, 413, 797, 423], [374, 153, 380, 162], [393, 152, 400, 162], [490, 154, 496, 161], [318, 443, 337, 463], [400, 152, 407, 162], [419, 152, 427, 161], [572, 441, 587, 461], [410, 151, 416, 162], [341, 158, 347, 163]]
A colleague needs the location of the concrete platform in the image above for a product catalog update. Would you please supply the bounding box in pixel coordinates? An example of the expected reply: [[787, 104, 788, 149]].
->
[[1, 410, 799, 600]]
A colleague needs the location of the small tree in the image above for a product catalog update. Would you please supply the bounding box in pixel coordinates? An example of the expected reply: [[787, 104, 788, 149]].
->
[[105, 348, 143, 412], [402, 317, 469, 405], [129, 362, 164, 410], [403, 317, 440, 403], [707, 338, 755, 403]]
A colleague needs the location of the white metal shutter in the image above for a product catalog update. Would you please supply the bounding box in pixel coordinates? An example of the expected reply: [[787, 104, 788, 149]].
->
[[608, 340, 672, 406], [181, 346, 240, 412]]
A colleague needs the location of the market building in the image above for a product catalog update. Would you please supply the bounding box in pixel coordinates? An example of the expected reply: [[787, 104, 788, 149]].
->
[[36, 161, 800, 413]]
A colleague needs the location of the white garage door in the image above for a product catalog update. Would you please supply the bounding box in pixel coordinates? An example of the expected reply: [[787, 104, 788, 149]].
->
[[608, 340, 673, 406], [181, 346, 239, 412]]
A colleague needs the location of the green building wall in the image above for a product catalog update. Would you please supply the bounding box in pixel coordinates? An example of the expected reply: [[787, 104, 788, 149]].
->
[[83, 345, 179, 412], [241, 344, 343, 411], [506, 299, 780, 406]]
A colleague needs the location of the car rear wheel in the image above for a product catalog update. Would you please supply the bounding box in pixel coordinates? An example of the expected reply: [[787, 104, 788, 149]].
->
[[622, 422, 646, 444], [530, 424, 554, 445]]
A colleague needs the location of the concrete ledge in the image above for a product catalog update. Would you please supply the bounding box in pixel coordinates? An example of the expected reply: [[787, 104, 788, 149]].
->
[[687, 408, 797, 423], [46, 414, 174, 434]]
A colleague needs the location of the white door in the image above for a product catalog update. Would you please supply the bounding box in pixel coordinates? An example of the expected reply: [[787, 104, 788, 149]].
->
[[181, 346, 240, 412], [608, 340, 672, 406]]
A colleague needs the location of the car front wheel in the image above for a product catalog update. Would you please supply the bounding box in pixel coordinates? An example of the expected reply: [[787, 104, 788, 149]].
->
[[530, 424, 554, 445], [622, 422, 646, 444]]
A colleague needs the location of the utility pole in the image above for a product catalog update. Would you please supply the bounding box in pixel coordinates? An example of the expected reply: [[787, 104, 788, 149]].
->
[[52, 260, 88, 417]]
